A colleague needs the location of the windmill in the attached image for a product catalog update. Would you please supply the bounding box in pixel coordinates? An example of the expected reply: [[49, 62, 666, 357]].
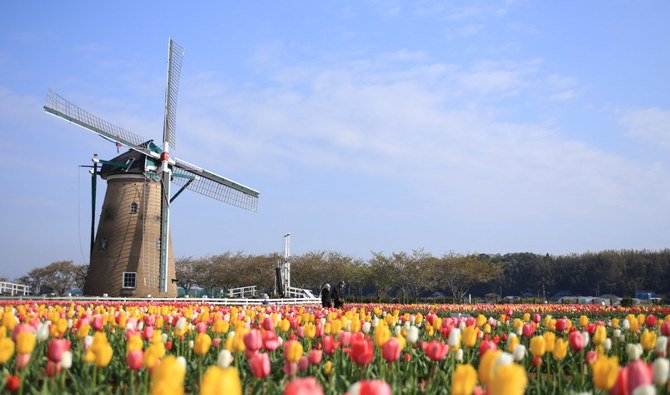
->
[[44, 39, 259, 297]]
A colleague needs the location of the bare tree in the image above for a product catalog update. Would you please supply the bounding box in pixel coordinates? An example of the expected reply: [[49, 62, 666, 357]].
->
[[18, 260, 84, 295], [430, 253, 502, 303]]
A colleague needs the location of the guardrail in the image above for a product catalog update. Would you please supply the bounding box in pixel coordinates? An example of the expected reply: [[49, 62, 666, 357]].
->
[[228, 286, 257, 298], [0, 295, 320, 306]]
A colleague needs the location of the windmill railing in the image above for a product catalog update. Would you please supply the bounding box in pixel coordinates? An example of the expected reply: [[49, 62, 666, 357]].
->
[[0, 282, 31, 296], [0, 295, 320, 306], [285, 287, 317, 299], [228, 286, 257, 298]]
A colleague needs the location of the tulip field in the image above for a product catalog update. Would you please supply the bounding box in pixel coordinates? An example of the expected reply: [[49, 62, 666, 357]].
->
[[0, 301, 669, 394]]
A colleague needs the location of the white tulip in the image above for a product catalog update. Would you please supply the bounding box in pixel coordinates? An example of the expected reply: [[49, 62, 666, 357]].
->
[[67, 319, 73, 329], [448, 328, 461, 347], [217, 349, 233, 368], [176, 356, 187, 370], [176, 317, 187, 331], [603, 338, 612, 353], [494, 352, 514, 374], [455, 348, 463, 362], [653, 358, 669, 386], [632, 385, 656, 395], [362, 322, 371, 334], [84, 335, 93, 350], [36, 322, 50, 342], [623, 319, 631, 330], [61, 351, 73, 369], [407, 326, 419, 343], [627, 343, 643, 361], [513, 344, 526, 362], [655, 336, 668, 356], [394, 326, 402, 336], [613, 329, 621, 339], [582, 331, 590, 348]]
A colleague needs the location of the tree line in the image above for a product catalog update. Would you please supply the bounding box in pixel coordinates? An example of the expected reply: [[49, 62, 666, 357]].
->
[[8, 249, 670, 301]]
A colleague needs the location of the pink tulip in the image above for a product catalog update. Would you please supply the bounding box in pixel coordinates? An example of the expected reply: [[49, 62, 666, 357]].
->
[[297, 356, 309, 372], [283, 360, 298, 376], [127, 349, 143, 370], [142, 325, 154, 341], [569, 331, 584, 351], [212, 337, 222, 348], [244, 329, 262, 352], [626, 359, 653, 393], [92, 315, 104, 331], [479, 340, 498, 357], [422, 341, 449, 362], [47, 338, 69, 363], [16, 353, 31, 369], [261, 330, 279, 351], [339, 331, 352, 346], [284, 377, 324, 395], [196, 322, 207, 333], [522, 323, 536, 337], [46, 361, 61, 377], [555, 318, 569, 332], [308, 349, 323, 365], [661, 321, 670, 337], [382, 338, 401, 362], [249, 352, 271, 379]]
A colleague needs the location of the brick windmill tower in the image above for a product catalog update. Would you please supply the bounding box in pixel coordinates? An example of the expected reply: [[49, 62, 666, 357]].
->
[[44, 39, 259, 297]]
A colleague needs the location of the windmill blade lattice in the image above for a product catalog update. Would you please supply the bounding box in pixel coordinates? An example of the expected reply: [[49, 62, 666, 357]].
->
[[163, 39, 184, 151], [173, 158, 259, 212], [44, 90, 154, 157]]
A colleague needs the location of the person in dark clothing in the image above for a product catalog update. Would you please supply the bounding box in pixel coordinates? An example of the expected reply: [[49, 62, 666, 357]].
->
[[320, 284, 332, 308], [331, 281, 345, 309]]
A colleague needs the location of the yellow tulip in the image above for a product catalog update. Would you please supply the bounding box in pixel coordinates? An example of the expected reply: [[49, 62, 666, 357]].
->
[[542, 332, 556, 353], [95, 342, 113, 367], [15, 331, 36, 354], [476, 314, 487, 328], [232, 329, 248, 353], [592, 355, 619, 390], [323, 360, 333, 376], [553, 338, 568, 360], [451, 364, 477, 395], [478, 350, 502, 385], [304, 323, 316, 339], [194, 333, 212, 356], [592, 325, 607, 346], [285, 340, 303, 363], [151, 355, 185, 395], [529, 335, 545, 357], [200, 366, 241, 395], [462, 326, 478, 348], [374, 323, 391, 348], [507, 335, 520, 353], [579, 315, 589, 327], [488, 363, 528, 395], [522, 313, 530, 322], [640, 329, 657, 351], [127, 334, 143, 354], [0, 337, 14, 364]]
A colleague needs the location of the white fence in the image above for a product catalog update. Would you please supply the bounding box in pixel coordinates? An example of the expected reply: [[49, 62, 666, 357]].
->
[[0, 295, 320, 306], [0, 282, 31, 296]]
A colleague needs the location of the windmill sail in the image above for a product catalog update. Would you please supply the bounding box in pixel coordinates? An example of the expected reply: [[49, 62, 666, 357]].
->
[[163, 39, 184, 151], [173, 158, 259, 212], [44, 90, 155, 157]]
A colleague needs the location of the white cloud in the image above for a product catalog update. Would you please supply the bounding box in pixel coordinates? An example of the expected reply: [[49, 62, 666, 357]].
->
[[620, 107, 670, 151], [176, 53, 670, 225]]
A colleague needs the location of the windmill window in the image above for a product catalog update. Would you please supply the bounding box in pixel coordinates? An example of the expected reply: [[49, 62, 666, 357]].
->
[[100, 238, 107, 251], [122, 272, 136, 289], [156, 238, 161, 251], [130, 202, 138, 214]]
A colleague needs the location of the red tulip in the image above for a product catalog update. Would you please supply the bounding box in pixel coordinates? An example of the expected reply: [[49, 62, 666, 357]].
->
[[645, 315, 657, 328], [569, 331, 584, 351], [244, 329, 263, 352], [46, 361, 61, 377], [662, 321, 670, 337], [422, 340, 449, 362], [348, 337, 374, 366], [350, 380, 392, 395], [284, 377, 324, 395], [381, 338, 401, 362], [126, 349, 143, 371], [533, 314, 541, 323], [262, 317, 274, 332], [47, 338, 69, 363], [479, 340, 497, 357], [249, 352, 271, 379], [532, 355, 543, 368], [322, 335, 339, 355], [4, 375, 19, 392], [555, 318, 569, 332], [308, 349, 323, 365]]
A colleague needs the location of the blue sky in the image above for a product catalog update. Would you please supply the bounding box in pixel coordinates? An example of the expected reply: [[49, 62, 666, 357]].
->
[[1, 1, 669, 280]]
